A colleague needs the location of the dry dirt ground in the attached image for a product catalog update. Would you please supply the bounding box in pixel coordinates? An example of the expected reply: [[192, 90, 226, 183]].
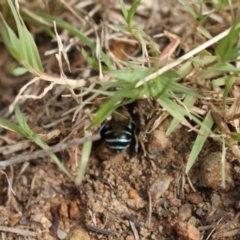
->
[[1, 0, 240, 240]]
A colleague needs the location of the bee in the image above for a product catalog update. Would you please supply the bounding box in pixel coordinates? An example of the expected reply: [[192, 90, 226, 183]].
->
[[100, 107, 138, 153]]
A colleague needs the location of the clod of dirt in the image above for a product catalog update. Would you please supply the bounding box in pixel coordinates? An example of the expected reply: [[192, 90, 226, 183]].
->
[[149, 175, 173, 204], [126, 189, 145, 210], [30, 213, 52, 229], [66, 226, 90, 240], [198, 152, 234, 190], [147, 126, 175, 168], [174, 222, 200, 240], [210, 192, 222, 208], [147, 128, 172, 154], [186, 192, 203, 205]]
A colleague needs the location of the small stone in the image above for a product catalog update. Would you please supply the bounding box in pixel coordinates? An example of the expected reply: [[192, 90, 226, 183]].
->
[[125, 236, 134, 240], [59, 201, 68, 218], [66, 226, 90, 240], [199, 152, 233, 190], [174, 222, 200, 240], [57, 229, 67, 240], [9, 212, 22, 227], [186, 192, 203, 204], [21, 175, 28, 186], [69, 201, 80, 219], [188, 216, 197, 226], [30, 214, 51, 229], [127, 194, 145, 210], [147, 129, 172, 155], [202, 202, 212, 212], [19, 216, 28, 225], [179, 204, 192, 222], [128, 189, 138, 199], [210, 193, 221, 208], [167, 195, 181, 207], [195, 207, 205, 217], [149, 175, 173, 203]]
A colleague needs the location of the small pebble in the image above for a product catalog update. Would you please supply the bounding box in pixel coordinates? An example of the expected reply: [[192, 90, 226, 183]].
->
[[66, 226, 90, 240], [179, 204, 192, 222], [199, 152, 233, 190], [149, 175, 173, 203], [174, 222, 200, 240], [186, 192, 203, 204]]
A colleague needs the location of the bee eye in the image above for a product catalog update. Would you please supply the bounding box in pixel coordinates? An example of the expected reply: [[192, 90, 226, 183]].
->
[[100, 122, 138, 153]]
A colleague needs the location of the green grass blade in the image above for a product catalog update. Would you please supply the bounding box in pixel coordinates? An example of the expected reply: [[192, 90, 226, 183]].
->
[[81, 48, 98, 68], [0, 14, 21, 60], [33, 133, 73, 180], [158, 95, 188, 124], [108, 67, 154, 82], [89, 82, 139, 128], [75, 131, 92, 185], [11, 67, 28, 76], [14, 105, 32, 136], [1, 105, 73, 180], [178, 0, 199, 19], [127, 0, 141, 25], [186, 111, 214, 173], [119, 0, 128, 21], [0, 118, 27, 137], [230, 132, 240, 142], [215, 18, 240, 62], [1, 0, 43, 72], [7, 0, 43, 71], [21, 11, 55, 38], [223, 76, 236, 110], [166, 95, 197, 135], [18, 106, 73, 179]]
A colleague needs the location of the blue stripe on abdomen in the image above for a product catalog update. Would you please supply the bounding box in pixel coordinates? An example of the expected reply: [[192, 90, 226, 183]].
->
[[101, 122, 134, 152]]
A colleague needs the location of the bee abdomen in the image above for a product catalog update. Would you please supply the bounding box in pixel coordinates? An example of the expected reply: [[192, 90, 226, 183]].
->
[[103, 123, 133, 152]]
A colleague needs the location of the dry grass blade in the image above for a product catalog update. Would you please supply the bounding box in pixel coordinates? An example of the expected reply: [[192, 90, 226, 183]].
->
[[0, 226, 36, 237], [135, 27, 231, 88], [225, 96, 240, 121]]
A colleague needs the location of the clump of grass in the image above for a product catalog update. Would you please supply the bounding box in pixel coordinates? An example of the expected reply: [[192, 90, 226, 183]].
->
[[0, 0, 240, 185], [0, 0, 43, 74]]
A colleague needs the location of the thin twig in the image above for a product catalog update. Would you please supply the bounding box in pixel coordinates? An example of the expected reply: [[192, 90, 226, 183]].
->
[[129, 219, 140, 240], [198, 212, 240, 231], [0, 226, 36, 237], [86, 225, 116, 236], [206, 217, 223, 240], [186, 174, 197, 192], [0, 170, 16, 196], [0, 134, 101, 168], [146, 190, 152, 227]]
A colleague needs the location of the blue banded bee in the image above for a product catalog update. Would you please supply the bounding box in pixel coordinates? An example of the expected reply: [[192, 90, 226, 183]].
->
[[100, 108, 138, 153]]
